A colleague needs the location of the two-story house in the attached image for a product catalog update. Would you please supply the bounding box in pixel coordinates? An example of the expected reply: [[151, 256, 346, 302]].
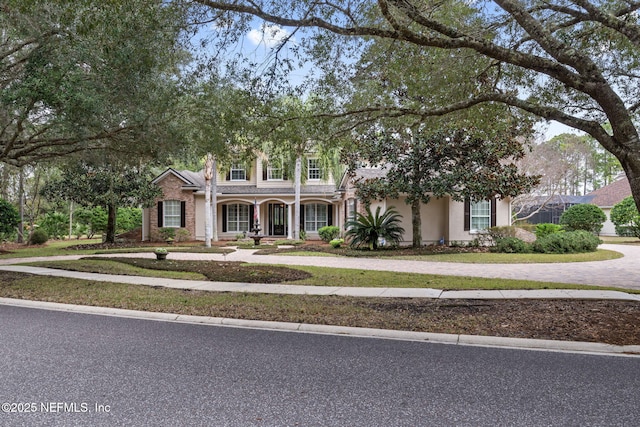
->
[[143, 156, 513, 244], [142, 156, 341, 242]]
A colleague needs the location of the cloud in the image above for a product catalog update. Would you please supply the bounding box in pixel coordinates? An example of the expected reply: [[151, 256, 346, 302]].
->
[[247, 24, 292, 48]]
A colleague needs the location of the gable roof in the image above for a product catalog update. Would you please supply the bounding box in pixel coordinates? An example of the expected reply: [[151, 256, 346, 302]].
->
[[151, 168, 199, 189], [587, 175, 632, 208]]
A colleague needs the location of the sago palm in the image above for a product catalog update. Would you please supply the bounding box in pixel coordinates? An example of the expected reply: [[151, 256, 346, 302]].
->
[[345, 206, 405, 250]]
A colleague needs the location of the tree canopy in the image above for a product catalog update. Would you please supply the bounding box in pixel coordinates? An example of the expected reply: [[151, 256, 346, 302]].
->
[[346, 120, 537, 246], [41, 158, 161, 243], [192, 0, 640, 213], [1, 0, 188, 166]]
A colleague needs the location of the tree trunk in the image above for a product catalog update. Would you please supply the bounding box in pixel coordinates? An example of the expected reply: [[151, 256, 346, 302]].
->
[[68, 201, 73, 240], [204, 153, 214, 248], [204, 178, 211, 247], [294, 156, 301, 240], [17, 167, 24, 243], [105, 203, 117, 243], [622, 160, 640, 217], [411, 199, 422, 248], [212, 157, 218, 242]]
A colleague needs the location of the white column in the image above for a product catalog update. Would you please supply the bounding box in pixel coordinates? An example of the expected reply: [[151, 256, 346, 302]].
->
[[287, 203, 293, 240]]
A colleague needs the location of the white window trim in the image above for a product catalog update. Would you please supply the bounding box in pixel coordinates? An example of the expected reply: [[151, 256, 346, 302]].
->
[[304, 203, 328, 232], [227, 203, 250, 233], [163, 200, 181, 228], [307, 158, 320, 181], [470, 200, 491, 233], [230, 164, 246, 181], [267, 160, 283, 181]]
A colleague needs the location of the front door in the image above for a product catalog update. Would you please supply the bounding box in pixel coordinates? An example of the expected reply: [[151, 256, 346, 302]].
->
[[269, 203, 287, 236]]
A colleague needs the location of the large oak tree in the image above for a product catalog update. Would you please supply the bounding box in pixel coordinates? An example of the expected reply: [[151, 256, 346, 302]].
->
[[192, 0, 640, 212], [1, 0, 187, 166]]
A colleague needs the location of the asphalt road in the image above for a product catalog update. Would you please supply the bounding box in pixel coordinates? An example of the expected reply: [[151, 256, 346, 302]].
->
[[1, 305, 639, 427]]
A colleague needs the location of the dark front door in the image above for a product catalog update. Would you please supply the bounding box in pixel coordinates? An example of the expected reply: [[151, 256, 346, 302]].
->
[[269, 203, 287, 236]]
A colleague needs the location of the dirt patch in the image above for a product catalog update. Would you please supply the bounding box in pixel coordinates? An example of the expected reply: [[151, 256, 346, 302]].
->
[[354, 299, 640, 346], [87, 257, 312, 283]]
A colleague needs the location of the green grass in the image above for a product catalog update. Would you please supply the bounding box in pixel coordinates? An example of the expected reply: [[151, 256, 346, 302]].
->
[[0, 239, 232, 259], [286, 264, 638, 292], [22, 257, 640, 293], [24, 260, 207, 280], [391, 249, 623, 263], [0, 239, 103, 258], [599, 236, 640, 244]]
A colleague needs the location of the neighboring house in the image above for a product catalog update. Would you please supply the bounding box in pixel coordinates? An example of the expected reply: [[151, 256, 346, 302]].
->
[[143, 160, 514, 245], [587, 174, 632, 236], [514, 195, 594, 225]]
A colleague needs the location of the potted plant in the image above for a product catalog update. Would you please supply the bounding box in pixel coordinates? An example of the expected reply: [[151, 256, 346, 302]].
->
[[154, 247, 168, 260]]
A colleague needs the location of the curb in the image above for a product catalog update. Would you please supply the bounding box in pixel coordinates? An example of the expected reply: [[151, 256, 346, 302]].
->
[[1, 297, 638, 357]]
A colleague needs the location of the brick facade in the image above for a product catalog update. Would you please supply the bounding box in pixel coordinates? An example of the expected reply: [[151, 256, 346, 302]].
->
[[149, 174, 196, 241]]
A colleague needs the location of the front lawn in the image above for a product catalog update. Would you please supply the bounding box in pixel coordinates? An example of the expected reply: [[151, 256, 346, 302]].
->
[[23, 257, 639, 293]]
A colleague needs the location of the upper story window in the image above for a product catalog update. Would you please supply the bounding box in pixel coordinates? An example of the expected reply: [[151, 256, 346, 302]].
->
[[307, 158, 320, 180], [267, 160, 283, 180], [470, 200, 491, 231], [163, 200, 181, 228], [230, 163, 246, 181]]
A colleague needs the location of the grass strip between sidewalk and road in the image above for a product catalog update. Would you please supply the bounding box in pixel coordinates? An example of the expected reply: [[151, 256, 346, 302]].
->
[[1, 270, 639, 346]]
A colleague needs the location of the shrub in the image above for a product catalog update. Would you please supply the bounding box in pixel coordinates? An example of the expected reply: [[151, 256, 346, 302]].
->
[[487, 226, 518, 241], [610, 196, 640, 238], [559, 204, 606, 234], [492, 237, 530, 253], [318, 225, 340, 242], [116, 207, 142, 234], [329, 238, 344, 248], [158, 227, 176, 241], [535, 223, 564, 239], [532, 230, 601, 254], [38, 211, 68, 239], [29, 229, 49, 245], [175, 228, 191, 242], [345, 206, 405, 250], [0, 198, 19, 241]]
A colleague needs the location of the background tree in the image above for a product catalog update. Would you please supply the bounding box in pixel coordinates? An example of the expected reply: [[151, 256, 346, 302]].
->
[[1, 0, 187, 166], [345, 121, 537, 247], [559, 204, 606, 234], [193, 0, 640, 214], [262, 96, 343, 240], [177, 78, 261, 244], [0, 198, 20, 241], [610, 196, 640, 238], [41, 158, 161, 243]]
